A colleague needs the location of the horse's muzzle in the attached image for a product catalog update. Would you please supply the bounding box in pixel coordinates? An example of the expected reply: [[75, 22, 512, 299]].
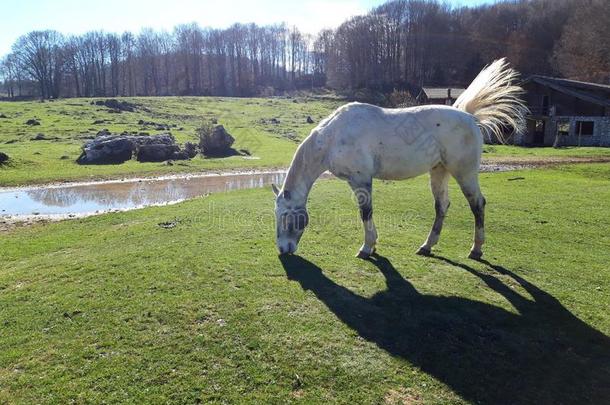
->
[[278, 242, 296, 255]]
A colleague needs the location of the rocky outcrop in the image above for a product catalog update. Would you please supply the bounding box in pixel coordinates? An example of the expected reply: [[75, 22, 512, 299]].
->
[[137, 120, 176, 131], [199, 125, 235, 156], [90, 99, 138, 113], [31, 133, 49, 141], [96, 129, 112, 137], [184, 142, 198, 158], [77, 136, 137, 164], [77, 133, 194, 165], [0, 152, 9, 164], [135, 135, 180, 162]]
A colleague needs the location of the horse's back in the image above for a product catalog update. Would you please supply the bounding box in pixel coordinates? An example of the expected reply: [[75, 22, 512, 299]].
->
[[322, 103, 481, 180]]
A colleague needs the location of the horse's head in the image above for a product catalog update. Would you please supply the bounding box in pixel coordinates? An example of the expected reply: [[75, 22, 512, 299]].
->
[[272, 184, 309, 255]]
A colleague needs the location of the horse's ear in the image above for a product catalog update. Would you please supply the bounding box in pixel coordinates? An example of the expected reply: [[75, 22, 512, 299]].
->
[[272, 183, 280, 196]]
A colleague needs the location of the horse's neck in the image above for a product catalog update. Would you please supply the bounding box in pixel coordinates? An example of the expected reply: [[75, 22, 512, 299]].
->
[[282, 134, 328, 206]]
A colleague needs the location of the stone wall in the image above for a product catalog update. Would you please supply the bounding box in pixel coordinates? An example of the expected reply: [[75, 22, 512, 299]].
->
[[546, 116, 610, 147], [515, 115, 610, 146]]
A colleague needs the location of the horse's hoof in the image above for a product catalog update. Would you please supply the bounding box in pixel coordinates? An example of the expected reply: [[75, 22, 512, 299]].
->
[[416, 247, 431, 257], [468, 250, 483, 261], [356, 247, 375, 259], [356, 251, 370, 259]]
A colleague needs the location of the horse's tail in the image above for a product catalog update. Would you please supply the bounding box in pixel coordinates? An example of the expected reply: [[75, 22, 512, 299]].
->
[[453, 58, 528, 144]]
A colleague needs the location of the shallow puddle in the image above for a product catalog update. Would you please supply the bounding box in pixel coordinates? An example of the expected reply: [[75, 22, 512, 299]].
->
[[0, 171, 288, 219], [3, 158, 598, 222]]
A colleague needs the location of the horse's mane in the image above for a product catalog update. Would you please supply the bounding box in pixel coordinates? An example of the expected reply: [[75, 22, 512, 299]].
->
[[283, 131, 322, 193]]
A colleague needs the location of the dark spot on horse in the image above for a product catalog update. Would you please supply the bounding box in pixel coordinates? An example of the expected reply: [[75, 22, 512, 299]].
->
[[336, 172, 349, 179], [432, 200, 449, 234], [432, 221, 443, 234], [379, 142, 383, 145], [360, 206, 373, 222], [283, 190, 291, 200], [436, 123, 440, 127], [434, 200, 446, 217], [473, 205, 484, 228]]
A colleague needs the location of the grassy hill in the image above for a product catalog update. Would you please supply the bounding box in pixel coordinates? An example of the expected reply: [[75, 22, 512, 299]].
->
[[2, 97, 610, 187], [0, 97, 341, 186]]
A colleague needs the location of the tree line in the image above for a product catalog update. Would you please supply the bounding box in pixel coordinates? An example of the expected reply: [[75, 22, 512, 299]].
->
[[322, 0, 609, 91], [0, 23, 317, 99], [1, 0, 608, 100]]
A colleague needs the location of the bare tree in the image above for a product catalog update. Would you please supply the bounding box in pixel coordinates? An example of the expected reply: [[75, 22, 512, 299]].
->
[[107, 33, 122, 96], [2, 0, 605, 100], [121, 32, 136, 96], [0, 54, 21, 98], [12, 30, 65, 99], [554, 0, 610, 83]]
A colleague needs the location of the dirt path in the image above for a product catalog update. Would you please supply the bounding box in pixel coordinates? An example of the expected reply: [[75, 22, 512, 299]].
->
[[480, 156, 610, 172]]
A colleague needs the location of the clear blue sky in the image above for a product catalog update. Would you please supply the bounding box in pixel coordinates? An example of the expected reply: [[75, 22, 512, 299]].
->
[[0, 0, 495, 57]]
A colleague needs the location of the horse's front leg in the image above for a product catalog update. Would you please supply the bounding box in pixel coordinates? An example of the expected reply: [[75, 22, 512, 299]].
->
[[349, 179, 378, 259]]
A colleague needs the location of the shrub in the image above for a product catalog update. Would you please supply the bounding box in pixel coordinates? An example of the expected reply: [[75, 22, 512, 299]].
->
[[387, 89, 417, 108], [196, 121, 215, 147], [197, 121, 235, 157]]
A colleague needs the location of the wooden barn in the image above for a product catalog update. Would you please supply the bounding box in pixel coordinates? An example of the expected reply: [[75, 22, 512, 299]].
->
[[517, 76, 610, 147], [416, 87, 465, 105]]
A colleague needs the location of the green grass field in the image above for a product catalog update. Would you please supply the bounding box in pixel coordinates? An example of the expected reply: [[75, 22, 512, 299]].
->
[[2, 97, 610, 187], [0, 97, 341, 186], [1, 163, 609, 403]]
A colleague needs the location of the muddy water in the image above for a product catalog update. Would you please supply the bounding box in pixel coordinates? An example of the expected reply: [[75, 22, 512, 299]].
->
[[1, 159, 582, 221], [0, 171, 287, 219], [0, 163, 524, 220]]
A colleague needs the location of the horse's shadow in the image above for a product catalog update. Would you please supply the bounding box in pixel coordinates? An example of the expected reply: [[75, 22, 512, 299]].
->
[[280, 254, 610, 404]]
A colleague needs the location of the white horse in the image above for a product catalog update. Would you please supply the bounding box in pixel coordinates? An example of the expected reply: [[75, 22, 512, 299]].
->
[[273, 59, 527, 259]]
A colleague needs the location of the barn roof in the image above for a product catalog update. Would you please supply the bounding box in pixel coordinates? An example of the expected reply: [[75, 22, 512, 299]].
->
[[524, 75, 610, 108], [420, 87, 466, 99]]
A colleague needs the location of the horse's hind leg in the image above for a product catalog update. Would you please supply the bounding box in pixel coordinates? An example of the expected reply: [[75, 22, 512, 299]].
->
[[417, 165, 450, 256], [348, 178, 377, 259], [455, 172, 486, 260]]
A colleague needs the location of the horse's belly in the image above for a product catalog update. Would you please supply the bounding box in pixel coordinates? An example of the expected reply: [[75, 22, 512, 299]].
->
[[373, 143, 440, 180], [375, 161, 432, 180]]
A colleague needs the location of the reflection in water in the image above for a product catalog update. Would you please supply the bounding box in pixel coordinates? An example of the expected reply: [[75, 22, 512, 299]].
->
[[0, 171, 288, 217], [0, 163, 540, 219]]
